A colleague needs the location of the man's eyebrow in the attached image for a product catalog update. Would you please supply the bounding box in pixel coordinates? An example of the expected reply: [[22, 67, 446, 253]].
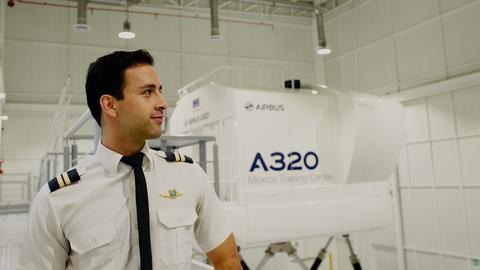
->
[[139, 84, 161, 90]]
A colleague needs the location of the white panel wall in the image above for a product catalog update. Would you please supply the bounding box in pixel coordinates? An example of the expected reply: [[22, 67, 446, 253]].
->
[[4, 1, 314, 106], [322, 2, 480, 267], [322, 0, 480, 94], [356, 38, 396, 92], [397, 84, 480, 270], [395, 19, 445, 84]]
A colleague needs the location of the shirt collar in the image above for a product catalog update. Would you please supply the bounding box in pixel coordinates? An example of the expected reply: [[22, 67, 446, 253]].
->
[[94, 141, 152, 176]]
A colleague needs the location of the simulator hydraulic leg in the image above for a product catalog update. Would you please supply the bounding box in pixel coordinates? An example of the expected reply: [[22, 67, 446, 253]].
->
[[237, 246, 250, 270], [310, 236, 334, 270], [343, 235, 362, 270], [241, 259, 250, 270], [255, 242, 308, 270], [255, 247, 273, 270], [290, 250, 309, 270]]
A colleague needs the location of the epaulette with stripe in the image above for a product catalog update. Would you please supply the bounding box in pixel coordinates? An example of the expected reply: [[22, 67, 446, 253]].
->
[[48, 168, 81, 193], [164, 151, 194, 164]]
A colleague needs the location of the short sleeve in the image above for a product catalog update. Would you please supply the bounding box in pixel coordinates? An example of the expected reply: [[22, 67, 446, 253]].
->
[[16, 186, 69, 270], [192, 164, 232, 252]]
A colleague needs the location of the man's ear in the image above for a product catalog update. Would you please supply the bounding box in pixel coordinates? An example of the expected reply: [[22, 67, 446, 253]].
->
[[99, 94, 118, 118]]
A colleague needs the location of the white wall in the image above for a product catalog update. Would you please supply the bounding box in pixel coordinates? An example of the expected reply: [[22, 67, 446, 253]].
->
[[321, 0, 480, 269], [4, 0, 315, 106], [393, 76, 480, 270], [321, 0, 480, 94]]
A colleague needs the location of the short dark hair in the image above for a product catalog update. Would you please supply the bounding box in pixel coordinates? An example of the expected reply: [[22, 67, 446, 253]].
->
[[85, 49, 154, 126]]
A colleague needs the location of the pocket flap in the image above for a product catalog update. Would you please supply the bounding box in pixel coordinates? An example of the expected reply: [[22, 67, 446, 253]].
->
[[157, 208, 198, 228], [70, 223, 116, 254]]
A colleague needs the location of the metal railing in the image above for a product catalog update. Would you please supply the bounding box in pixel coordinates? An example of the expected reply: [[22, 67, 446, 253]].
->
[[46, 77, 72, 154], [0, 172, 34, 214]]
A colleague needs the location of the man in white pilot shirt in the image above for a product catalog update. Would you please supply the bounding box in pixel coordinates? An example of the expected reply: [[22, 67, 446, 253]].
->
[[17, 50, 242, 270]]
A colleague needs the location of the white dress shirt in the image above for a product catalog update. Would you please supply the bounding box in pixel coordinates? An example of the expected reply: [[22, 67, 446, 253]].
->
[[17, 142, 231, 270]]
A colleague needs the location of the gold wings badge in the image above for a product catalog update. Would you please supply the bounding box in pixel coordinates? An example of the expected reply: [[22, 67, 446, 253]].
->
[[161, 188, 183, 199]]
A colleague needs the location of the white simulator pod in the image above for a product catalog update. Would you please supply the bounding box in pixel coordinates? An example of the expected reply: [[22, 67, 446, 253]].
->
[[170, 83, 403, 245]]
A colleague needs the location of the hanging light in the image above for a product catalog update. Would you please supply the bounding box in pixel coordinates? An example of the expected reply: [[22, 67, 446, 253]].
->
[[314, 7, 331, 55], [315, 46, 331, 55], [118, 20, 135, 39], [209, 0, 223, 40], [118, 1, 135, 39], [73, 0, 91, 32]]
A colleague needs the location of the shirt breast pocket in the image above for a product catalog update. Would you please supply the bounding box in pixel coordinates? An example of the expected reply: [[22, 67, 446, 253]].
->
[[156, 208, 198, 266], [69, 223, 119, 269]]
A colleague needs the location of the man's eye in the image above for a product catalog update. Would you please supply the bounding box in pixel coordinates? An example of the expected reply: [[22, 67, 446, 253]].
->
[[144, 90, 152, 95]]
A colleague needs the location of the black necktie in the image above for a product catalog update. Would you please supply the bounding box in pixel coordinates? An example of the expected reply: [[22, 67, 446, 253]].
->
[[121, 153, 152, 270]]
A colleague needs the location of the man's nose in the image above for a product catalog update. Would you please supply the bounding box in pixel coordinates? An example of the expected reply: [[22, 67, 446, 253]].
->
[[155, 94, 168, 111]]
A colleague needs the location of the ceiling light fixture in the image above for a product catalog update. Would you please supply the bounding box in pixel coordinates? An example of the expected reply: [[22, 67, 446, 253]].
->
[[118, 21, 135, 39], [315, 47, 331, 55], [73, 0, 91, 32], [118, 1, 135, 40], [209, 0, 223, 40], [1, 115, 8, 121], [314, 6, 331, 55], [0, 93, 5, 99]]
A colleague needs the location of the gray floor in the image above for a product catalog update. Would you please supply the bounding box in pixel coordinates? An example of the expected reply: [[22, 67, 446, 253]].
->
[[0, 213, 28, 270]]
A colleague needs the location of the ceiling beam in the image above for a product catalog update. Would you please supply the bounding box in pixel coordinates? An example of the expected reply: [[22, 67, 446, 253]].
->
[[184, 0, 198, 7], [218, 0, 230, 9], [271, 6, 282, 14], [243, 3, 258, 12]]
